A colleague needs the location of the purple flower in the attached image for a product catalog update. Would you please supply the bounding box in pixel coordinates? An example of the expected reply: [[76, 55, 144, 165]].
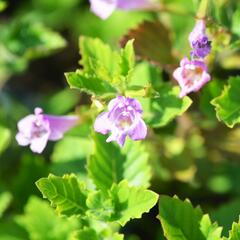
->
[[89, 0, 153, 20], [173, 57, 211, 98], [94, 96, 147, 146], [16, 108, 78, 153], [189, 20, 211, 59]]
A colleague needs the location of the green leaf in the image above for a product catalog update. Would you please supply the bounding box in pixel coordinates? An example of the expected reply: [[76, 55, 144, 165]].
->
[[79, 37, 121, 82], [72, 228, 98, 240], [42, 89, 80, 115], [87, 180, 159, 226], [0, 192, 12, 217], [158, 195, 222, 240], [65, 37, 136, 96], [0, 125, 11, 154], [16, 196, 80, 240], [232, 9, 240, 37], [120, 39, 135, 78], [228, 220, 240, 240], [200, 215, 223, 240], [88, 134, 151, 191], [65, 72, 117, 96], [144, 85, 192, 128], [36, 174, 88, 216], [211, 76, 240, 128], [50, 136, 91, 176]]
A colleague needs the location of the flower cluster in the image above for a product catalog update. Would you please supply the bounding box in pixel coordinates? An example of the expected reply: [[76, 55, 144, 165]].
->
[[173, 20, 211, 98], [89, 0, 154, 19], [16, 108, 78, 153], [94, 96, 147, 146]]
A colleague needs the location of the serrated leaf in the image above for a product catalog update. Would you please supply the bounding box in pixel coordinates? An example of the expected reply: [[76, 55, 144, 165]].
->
[[211, 76, 240, 128], [65, 72, 117, 96], [88, 134, 151, 191], [109, 180, 158, 226], [36, 174, 88, 217], [158, 195, 222, 240], [0, 125, 11, 154], [228, 220, 240, 240], [16, 196, 80, 240], [121, 21, 176, 67], [200, 215, 223, 240], [65, 37, 136, 96], [144, 85, 192, 128], [87, 180, 158, 226]]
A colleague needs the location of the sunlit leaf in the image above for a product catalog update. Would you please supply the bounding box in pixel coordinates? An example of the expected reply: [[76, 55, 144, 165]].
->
[[211, 76, 240, 128], [36, 174, 88, 216], [88, 134, 151, 191]]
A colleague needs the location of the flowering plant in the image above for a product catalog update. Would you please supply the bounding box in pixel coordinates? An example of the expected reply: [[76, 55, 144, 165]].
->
[[0, 0, 240, 239]]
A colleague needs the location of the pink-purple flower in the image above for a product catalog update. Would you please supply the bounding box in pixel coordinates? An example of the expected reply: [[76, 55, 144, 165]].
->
[[89, 0, 154, 20], [173, 57, 211, 98], [16, 108, 78, 153], [94, 96, 147, 146], [189, 20, 211, 59]]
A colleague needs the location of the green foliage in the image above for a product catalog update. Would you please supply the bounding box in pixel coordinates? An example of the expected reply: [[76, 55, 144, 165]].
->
[[87, 180, 158, 226], [0, 1, 6, 12], [211, 76, 240, 128], [88, 134, 151, 191], [0, 18, 66, 82], [65, 37, 135, 96], [0, 191, 12, 218], [158, 195, 222, 240], [211, 199, 240, 236], [16, 196, 80, 240], [0, 125, 11, 155], [228, 220, 240, 240], [37, 174, 158, 228], [36, 174, 88, 217], [232, 9, 240, 37], [142, 85, 192, 128], [72, 228, 98, 240]]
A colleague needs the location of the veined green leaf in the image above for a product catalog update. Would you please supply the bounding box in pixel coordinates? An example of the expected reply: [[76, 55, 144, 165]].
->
[[158, 195, 222, 240], [36, 174, 88, 217], [88, 134, 151, 191], [65, 37, 136, 96], [144, 85, 192, 128], [87, 180, 158, 226], [65, 72, 117, 96], [211, 76, 240, 128]]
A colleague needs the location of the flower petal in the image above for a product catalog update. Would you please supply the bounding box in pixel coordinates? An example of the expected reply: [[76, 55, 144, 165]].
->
[[15, 133, 30, 146], [46, 115, 78, 141], [89, 0, 117, 19], [30, 133, 49, 154], [117, 0, 153, 9], [17, 115, 35, 137], [129, 119, 147, 141], [94, 112, 111, 134]]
